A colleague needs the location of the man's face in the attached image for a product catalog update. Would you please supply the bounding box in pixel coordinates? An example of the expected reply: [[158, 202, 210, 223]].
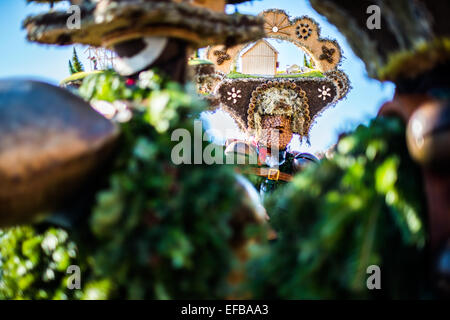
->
[[257, 115, 293, 150]]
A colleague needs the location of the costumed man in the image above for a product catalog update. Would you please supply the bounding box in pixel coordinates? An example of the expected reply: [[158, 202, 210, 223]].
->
[[224, 90, 320, 196], [246, 0, 450, 299], [0, 0, 266, 299], [208, 10, 351, 196]]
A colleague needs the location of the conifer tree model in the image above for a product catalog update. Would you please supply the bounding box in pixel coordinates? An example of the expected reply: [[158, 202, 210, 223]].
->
[[70, 47, 84, 73], [304, 54, 313, 69], [68, 60, 76, 75]]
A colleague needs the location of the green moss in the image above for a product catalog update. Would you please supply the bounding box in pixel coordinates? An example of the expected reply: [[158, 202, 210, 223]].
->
[[226, 70, 324, 79], [227, 71, 260, 79], [275, 70, 324, 78], [188, 59, 214, 66]]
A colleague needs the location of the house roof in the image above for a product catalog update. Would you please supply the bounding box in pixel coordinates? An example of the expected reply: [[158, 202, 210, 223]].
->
[[241, 39, 279, 58]]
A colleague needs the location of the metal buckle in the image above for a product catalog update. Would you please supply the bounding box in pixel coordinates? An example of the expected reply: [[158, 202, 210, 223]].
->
[[268, 169, 280, 181]]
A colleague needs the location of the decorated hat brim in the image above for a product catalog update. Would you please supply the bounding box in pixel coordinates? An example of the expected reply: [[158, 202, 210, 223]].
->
[[23, 1, 265, 48], [216, 76, 346, 137]]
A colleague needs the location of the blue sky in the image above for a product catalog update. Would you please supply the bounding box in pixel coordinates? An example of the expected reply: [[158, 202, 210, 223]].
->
[[0, 0, 396, 154]]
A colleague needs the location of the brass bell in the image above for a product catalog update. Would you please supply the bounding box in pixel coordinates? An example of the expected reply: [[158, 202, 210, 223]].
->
[[293, 153, 319, 173], [434, 239, 450, 297], [0, 80, 119, 227], [406, 101, 450, 169]]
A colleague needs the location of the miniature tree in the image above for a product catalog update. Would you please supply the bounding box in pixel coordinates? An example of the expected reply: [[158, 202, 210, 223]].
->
[[71, 47, 84, 73], [303, 54, 313, 69], [68, 60, 76, 75]]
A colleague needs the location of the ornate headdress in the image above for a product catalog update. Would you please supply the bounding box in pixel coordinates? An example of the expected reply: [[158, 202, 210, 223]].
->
[[208, 10, 350, 140]]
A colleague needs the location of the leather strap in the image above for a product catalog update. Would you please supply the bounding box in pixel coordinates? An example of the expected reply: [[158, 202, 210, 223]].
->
[[244, 167, 293, 182]]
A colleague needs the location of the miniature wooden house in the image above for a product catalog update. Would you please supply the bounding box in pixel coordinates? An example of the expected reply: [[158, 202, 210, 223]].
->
[[241, 40, 279, 76]]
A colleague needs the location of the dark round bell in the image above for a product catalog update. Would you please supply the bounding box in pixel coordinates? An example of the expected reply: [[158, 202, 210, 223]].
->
[[293, 152, 319, 173], [434, 240, 450, 297], [407, 101, 450, 169], [0, 79, 119, 227]]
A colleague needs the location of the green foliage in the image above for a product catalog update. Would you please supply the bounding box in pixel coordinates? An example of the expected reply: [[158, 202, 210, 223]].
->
[[0, 227, 82, 300], [80, 71, 244, 299], [246, 117, 430, 299], [0, 68, 432, 300], [0, 70, 246, 300]]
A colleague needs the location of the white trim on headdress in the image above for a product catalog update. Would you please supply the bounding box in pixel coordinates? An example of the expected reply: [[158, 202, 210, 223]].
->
[[114, 37, 168, 76]]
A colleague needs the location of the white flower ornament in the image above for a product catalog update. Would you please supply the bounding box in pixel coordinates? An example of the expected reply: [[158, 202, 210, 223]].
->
[[227, 87, 242, 104], [318, 86, 331, 101]]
